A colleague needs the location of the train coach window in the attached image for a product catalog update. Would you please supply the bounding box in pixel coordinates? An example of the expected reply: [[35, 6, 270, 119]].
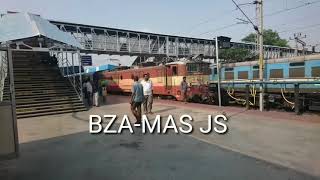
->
[[270, 69, 283, 79], [225, 67, 234, 71], [290, 62, 305, 66], [253, 70, 259, 79], [238, 71, 248, 79], [253, 65, 259, 69], [312, 66, 320, 77], [289, 67, 304, 78], [224, 67, 234, 80], [225, 71, 234, 80]]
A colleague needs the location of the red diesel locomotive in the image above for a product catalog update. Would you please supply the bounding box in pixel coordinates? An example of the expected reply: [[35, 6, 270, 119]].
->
[[101, 61, 211, 101]]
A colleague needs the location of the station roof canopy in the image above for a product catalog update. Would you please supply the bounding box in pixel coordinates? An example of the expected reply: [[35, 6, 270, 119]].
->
[[0, 12, 82, 49]]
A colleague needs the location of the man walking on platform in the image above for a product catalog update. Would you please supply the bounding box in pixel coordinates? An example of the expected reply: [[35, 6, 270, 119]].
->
[[141, 73, 153, 114], [130, 76, 144, 125]]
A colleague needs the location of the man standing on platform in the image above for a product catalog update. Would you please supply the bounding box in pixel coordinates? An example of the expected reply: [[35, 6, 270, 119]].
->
[[181, 76, 188, 103], [85, 79, 93, 106], [93, 72, 100, 107], [141, 73, 153, 114], [130, 76, 144, 125]]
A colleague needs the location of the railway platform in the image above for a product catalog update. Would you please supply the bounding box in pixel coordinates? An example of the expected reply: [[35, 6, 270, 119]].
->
[[0, 95, 319, 180]]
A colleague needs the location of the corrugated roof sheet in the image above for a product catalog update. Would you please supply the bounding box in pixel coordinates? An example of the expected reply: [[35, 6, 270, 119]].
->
[[0, 12, 82, 48]]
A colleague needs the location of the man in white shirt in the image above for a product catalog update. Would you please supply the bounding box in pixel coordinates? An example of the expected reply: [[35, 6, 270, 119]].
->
[[141, 73, 153, 114]]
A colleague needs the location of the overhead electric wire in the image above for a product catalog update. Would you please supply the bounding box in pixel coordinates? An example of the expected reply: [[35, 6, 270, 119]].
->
[[190, 9, 237, 28], [196, 22, 242, 36], [192, 0, 256, 37], [260, 1, 320, 39], [265, 12, 315, 30], [265, 0, 320, 17], [249, 0, 320, 23], [231, 0, 258, 32], [238, 2, 255, 6], [178, 0, 319, 39], [278, 23, 320, 34], [238, 0, 320, 41], [184, 8, 238, 35], [186, 0, 256, 37]]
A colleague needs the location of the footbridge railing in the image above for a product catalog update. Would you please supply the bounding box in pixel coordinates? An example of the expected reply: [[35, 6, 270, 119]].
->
[[50, 20, 216, 58], [0, 49, 8, 102], [49, 20, 311, 60], [50, 50, 83, 101]]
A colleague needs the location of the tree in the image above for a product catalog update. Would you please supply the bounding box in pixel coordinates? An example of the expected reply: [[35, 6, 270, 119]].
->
[[219, 48, 256, 62], [242, 29, 289, 47]]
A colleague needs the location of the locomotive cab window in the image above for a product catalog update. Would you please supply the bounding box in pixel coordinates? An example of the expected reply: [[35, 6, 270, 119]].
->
[[172, 66, 178, 76], [200, 64, 211, 74], [187, 64, 198, 72], [187, 63, 210, 74]]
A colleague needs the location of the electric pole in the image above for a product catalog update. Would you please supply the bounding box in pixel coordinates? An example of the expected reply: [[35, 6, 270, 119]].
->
[[255, 2, 259, 54], [232, 0, 264, 111], [290, 33, 307, 56], [256, 0, 264, 112], [215, 36, 221, 107]]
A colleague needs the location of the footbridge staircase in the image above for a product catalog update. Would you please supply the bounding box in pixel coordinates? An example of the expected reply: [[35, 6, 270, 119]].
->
[[3, 51, 86, 118]]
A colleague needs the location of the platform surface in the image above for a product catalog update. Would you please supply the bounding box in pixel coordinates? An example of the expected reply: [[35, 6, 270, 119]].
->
[[1, 95, 320, 180]]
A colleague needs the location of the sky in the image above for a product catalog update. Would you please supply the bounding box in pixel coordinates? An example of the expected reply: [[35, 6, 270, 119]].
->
[[1, 0, 319, 49]]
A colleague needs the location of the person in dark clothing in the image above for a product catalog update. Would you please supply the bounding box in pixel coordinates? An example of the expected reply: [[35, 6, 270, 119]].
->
[[130, 76, 144, 125], [50, 55, 58, 67], [82, 79, 87, 104], [83, 79, 93, 107], [181, 76, 188, 103]]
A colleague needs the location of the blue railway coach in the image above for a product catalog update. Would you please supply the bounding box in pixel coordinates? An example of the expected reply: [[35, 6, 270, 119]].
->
[[210, 54, 320, 110]]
